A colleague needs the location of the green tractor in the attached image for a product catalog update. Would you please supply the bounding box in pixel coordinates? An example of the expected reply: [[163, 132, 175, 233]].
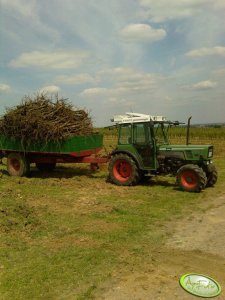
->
[[108, 113, 217, 192]]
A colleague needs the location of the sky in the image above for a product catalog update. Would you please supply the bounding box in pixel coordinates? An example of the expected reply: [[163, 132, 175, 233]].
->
[[0, 0, 225, 127]]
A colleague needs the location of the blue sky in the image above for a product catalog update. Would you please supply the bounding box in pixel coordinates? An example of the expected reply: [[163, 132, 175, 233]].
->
[[0, 0, 225, 126]]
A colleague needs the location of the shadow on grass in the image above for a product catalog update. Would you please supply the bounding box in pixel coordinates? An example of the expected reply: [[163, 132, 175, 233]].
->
[[143, 177, 175, 188], [28, 166, 106, 179], [0, 165, 106, 180], [1, 165, 182, 190], [0, 169, 8, 176], [140, 177, 192, 192]]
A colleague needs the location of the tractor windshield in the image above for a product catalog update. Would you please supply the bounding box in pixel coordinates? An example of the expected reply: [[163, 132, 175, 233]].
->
[[153, 123, 170, 144]]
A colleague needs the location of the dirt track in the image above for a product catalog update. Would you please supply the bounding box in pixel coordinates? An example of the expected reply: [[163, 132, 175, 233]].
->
[[95, 194, 225, 299]]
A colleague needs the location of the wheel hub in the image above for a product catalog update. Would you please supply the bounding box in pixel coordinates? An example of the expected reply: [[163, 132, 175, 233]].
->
[[181, 170, 198, 189], [113, 160, 132, 181], [11, 159, 20, 171]]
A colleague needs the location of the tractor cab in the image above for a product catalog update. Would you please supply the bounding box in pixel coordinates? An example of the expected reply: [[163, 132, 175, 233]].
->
[[111, 113, 177, 170]]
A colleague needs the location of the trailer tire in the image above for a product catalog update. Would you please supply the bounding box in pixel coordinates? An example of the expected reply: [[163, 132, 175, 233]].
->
[[36, 162, 56, 172], [7, 153, 30, 177], [176, 164, 207, 192], [108, 153, 140, 186]]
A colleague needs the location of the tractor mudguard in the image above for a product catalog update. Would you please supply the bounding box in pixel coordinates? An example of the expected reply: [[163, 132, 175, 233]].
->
[[110, 150, 143, 170]]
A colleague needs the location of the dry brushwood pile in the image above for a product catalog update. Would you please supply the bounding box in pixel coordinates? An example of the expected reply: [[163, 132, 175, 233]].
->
[[0, 94, 93, 145]]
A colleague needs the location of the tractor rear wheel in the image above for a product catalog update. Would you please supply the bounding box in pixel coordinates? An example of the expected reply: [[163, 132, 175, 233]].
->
[[108, 153, 140, 186], [205, 163, 218, 187], [7, 153, 30, 177], [176, 164, 207, 192]]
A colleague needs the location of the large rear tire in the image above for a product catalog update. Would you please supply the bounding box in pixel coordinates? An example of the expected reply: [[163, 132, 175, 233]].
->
[[7, 153, 30, 177], [176, 164, 207, 192], [108, 153, 140, 186]]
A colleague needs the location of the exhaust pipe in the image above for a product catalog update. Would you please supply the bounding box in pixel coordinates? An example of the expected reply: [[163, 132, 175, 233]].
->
[[186, 116, 192, 145]]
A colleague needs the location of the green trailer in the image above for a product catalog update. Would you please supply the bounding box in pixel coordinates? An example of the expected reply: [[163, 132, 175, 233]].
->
[[0, 134, 108, 176]]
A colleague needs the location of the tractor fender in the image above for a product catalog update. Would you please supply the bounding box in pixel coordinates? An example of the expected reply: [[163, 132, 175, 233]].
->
[[109, 150, 143, 170]]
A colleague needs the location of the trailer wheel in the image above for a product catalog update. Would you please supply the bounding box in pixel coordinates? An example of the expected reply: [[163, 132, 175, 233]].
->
[[108, 153, 140, 186], [7, 153, 30, 177], [176, 164, 207, 192], [36, 162, 56, 172]]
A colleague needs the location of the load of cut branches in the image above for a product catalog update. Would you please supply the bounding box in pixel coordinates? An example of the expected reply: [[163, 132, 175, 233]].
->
[[0, 93, 93, 145]]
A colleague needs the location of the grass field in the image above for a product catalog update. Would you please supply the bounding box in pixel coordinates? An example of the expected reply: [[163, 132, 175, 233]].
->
[[0, 128, 225, 299]]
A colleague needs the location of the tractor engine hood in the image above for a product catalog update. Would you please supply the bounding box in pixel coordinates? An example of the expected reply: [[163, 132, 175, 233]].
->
[[158, 144, 213, 161]]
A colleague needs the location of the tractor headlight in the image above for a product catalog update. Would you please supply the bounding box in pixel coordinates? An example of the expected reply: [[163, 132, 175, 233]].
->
[[208, 147, 213, 158]]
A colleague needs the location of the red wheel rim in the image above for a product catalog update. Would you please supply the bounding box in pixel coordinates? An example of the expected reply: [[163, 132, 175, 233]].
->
[[180, 170, 198, 189], [11, 158, 20, 171], [113, 160, 132, 182]]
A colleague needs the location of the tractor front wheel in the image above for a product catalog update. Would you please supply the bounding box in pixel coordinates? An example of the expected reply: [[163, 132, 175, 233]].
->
[[7, 153, 30, 177], [205, 163, 218, 187], [176, 164, 207, 192], [108, 153, 140, 186]]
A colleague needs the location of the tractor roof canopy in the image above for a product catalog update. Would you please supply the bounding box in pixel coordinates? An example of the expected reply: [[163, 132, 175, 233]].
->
[[111, 112, 183, 126]]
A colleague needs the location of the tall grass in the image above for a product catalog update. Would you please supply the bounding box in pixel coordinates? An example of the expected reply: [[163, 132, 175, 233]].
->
[[100, 126, 225, 158], [169, 126, 225, 140], [99, 126, 225, 140], [169, 127, 225, 158]]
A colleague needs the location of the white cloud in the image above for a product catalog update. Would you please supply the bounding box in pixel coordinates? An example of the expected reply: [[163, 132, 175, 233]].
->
[[1, 0, 60, 43], [1, 0, 224, 126], [80, 67, 163, 99], [0, 83, 11, 93], [9, 51, 90, 69], [55, 74, 96, 85], [213, 68, 225, 75], [138, 0, 224, 23], [80, 87, 108, 97], [98, 67, 162, 84], [119, 23, 166, 43], [192, 80, 217, 90], [1, 0, 36, 18], [40, 85, 61, 93], [186, 46, 225, 58]]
